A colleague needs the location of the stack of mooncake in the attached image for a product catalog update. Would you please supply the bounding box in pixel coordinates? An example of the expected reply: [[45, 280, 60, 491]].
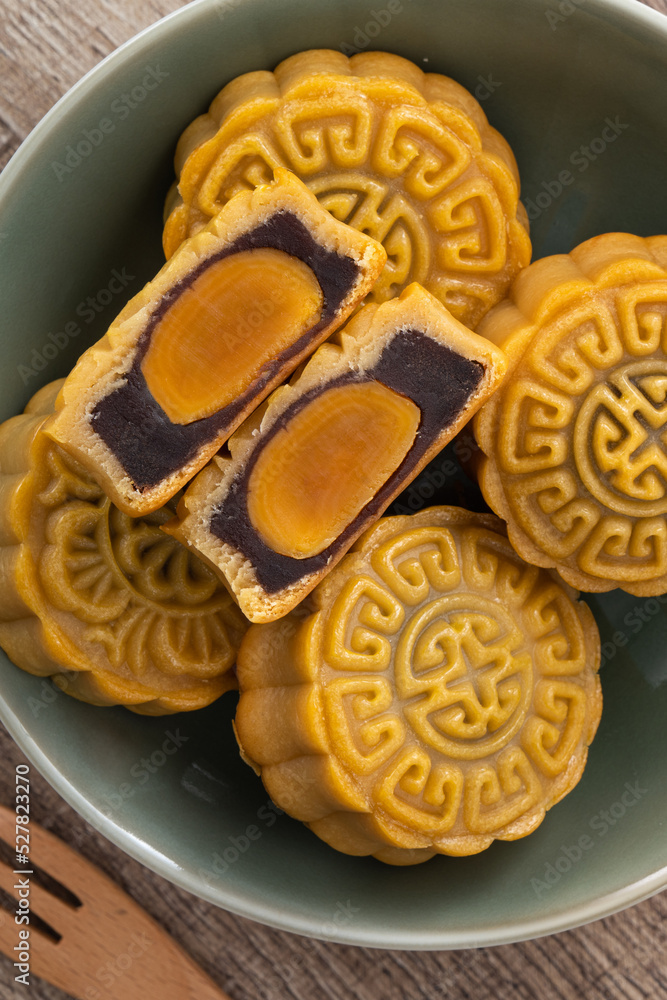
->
[[3, 49, 641, 865]]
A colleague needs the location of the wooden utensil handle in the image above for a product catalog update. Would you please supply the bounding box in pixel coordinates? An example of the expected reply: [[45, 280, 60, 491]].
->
[[156, 934, 232, 1000]]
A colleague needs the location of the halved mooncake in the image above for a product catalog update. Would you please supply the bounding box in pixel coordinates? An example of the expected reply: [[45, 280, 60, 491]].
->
[[163, 49, 531, 328], [475, 232, 667, 595], [0, 381, 248, 714], [166, 284, 506, 622], [234, 506, 602, 864], [48, 169, 386, 515]]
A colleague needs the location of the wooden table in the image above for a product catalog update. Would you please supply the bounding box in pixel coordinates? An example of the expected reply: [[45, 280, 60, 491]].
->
[[1, 2, 666, 998]]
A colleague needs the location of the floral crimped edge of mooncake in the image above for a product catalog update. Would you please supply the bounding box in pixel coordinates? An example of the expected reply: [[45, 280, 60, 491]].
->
[[0, 380, 249, 715], [47, 168, 386, 516], [234, 506, 602, 864], [166, 283, 507, 624], [163, 49, 532, 329], [475, 232, 667, 596]]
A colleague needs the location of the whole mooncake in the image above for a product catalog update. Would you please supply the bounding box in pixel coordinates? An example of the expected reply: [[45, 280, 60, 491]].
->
[[234, 506, 602, 864], [163, 49, 531, 328], [475, 232, 667, 595], [168, 284, 506, 623], [0, 381, 248, 714], [48, 169, 386, 515]]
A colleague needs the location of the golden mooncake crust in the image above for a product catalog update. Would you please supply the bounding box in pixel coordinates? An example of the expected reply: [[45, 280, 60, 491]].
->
[[163, 49, 531, 328], [235, 506, 601, 863], [475, 232, 667, 596], [0, 381, 248, 715]]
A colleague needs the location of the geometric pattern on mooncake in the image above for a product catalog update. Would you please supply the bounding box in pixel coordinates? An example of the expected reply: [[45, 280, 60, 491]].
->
[[234, 507, 601, 864], [0, 381, 248, 715], [48, 170, 386, 516], [475, 232, 667, 596], [167, 285, 507, 625], [163, 49, 532, 329]]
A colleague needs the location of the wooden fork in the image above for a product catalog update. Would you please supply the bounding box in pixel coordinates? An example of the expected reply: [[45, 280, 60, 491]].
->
[[0, 804, 229, 1000]]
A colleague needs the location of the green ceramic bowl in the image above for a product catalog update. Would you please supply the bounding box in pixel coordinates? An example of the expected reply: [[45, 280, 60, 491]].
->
[[1, 0, 666, 950]]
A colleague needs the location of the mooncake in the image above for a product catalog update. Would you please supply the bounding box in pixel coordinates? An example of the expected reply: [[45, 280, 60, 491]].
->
[[234, 506, 602, 864], [167, 284, 507, 623], [163, 49, 532, 328], [475, 232, 667, 596], [0, 381, 248, 715], [47, 169, 386, 515]]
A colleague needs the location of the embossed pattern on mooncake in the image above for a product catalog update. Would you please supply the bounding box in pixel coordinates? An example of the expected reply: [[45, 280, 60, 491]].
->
[[475, 233, 667, 596], [234, 507, 601, 864], [0, 381, 248, 715], [163, 50, 531, 328]]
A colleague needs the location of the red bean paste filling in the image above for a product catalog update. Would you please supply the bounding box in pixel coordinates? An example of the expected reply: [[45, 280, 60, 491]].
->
[[90, 211, 360, 490], [210, 330, 485, 592]]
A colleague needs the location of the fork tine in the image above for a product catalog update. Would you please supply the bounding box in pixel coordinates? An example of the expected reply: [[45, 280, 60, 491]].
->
[[0, 804, 102, 906], [0, 878, 77, 993], [0, 807, 229, 1000], [0, 904, 58, 962], [0, 855, 79, 935]]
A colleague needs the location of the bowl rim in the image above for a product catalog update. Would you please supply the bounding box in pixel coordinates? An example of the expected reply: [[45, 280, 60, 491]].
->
[[1, 0, 667, 950], [3, 695, 667, 950]]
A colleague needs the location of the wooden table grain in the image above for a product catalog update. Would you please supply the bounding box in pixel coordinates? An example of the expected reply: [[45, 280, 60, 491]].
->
[[1, 2, 666, 998]]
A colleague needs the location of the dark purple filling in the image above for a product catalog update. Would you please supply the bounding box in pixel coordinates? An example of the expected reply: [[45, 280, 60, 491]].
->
[[209, 329, 485, 593], [90, 211, 360, 491]]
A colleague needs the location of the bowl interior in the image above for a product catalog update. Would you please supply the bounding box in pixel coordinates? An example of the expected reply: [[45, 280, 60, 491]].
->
[[1, 0, 666, 949]]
